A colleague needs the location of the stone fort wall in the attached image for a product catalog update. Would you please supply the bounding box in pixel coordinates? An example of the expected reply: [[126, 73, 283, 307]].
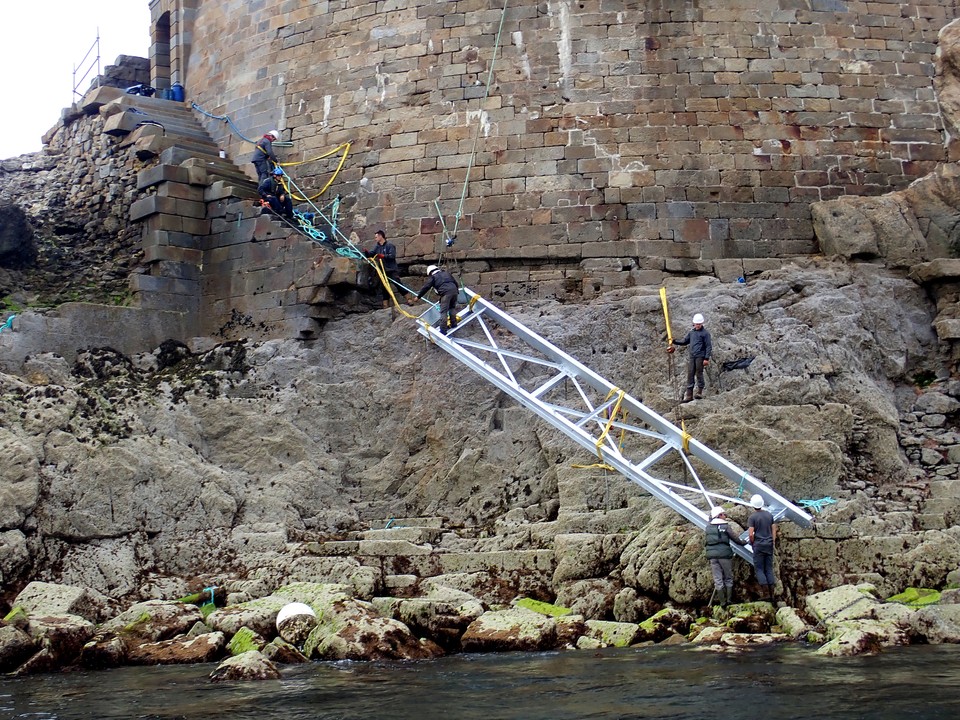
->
[[153, 0, 957, 299]]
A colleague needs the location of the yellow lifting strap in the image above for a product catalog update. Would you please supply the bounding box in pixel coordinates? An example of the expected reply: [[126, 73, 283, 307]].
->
[[572, 388, 627, 471], [278, 142, 352, 202], [369, 257, 419, 321]]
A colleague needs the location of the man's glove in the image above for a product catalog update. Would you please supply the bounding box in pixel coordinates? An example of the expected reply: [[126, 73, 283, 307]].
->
[[375, 254, 385, 260], [703, 359, 709, 365], [666, 345, 675, 354]]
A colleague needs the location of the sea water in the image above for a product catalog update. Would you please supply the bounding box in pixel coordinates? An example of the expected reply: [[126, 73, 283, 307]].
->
[[2, 644, 958, 720]]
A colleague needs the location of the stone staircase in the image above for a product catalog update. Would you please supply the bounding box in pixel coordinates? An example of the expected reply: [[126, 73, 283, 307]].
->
[[303, 516, 557, 605], [73, 85, 361, 340], [93, 88, 260, 196]]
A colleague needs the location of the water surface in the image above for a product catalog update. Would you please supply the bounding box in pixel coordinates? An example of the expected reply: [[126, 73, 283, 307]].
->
[[2, 644, 957, 720]]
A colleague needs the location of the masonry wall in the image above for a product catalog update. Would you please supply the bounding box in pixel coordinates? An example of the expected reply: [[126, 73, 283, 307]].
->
[[169, 0, 955, 299]]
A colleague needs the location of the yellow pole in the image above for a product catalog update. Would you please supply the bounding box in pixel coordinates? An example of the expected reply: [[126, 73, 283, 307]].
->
[[659, 287, 673, 345]]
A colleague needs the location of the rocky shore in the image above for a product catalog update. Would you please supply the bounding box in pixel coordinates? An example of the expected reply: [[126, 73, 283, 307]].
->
[[3, 576, 959, 680], [3, 262, 960, 679]]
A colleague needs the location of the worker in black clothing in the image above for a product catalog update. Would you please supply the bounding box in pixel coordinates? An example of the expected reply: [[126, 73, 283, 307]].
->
[[415, 265, 459, 334], [667, 312, 712, 402], [364, 230, 404, 308], [258, 167, 294, 219], [251, 129, 280, 181]]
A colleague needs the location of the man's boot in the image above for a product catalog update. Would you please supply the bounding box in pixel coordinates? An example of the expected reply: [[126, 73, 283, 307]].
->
[[721, 587, 730, 608], [682, 389, 694, 403], [694, 387, 703, 399]]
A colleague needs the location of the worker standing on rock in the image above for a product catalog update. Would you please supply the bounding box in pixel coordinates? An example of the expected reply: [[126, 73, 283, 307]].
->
[[415, 265, 459, 334], [251, 129, 281, 181], [748, 494, 778, 603], [705, 506, 748, 607], [667, 312, 712, 402]]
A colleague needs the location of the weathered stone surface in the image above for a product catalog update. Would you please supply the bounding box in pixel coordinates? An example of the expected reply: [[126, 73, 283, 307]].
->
[[395, 584, 485, 650], [208, 650, 280, 683], [461, 607, 558, 653], [100, 601, 203, 642], [907, 605, 960, 644], [23, 614, 95, 670], [78, 633, 129, 670], [775, 606, 812, 640], [0, 625, 36, 672], [302, 597, 440, 661], [262, 637, 310, 664], [581, 619, 640, 648], [12, 581, 109, 624], [634, 607, 695, 643], [127, 631, 225, 665]]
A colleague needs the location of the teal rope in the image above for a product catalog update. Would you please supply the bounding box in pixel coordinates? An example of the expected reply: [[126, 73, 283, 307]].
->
[[798, 497, 837, 513], [0, 314, 15, 334], [736, 475, 746, 498]]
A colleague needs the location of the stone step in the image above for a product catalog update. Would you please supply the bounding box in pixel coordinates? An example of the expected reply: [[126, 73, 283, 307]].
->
[[180, 158, 255, 187], [360, 526, 444, 544], [157, 147, 252, 182]]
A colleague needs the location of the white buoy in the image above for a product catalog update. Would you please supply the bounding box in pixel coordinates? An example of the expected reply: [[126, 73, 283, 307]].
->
[[276, 602, 318, 645]]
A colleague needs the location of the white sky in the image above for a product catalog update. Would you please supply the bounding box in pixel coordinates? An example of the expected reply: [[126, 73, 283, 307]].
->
[[0, 2, 151, 159]]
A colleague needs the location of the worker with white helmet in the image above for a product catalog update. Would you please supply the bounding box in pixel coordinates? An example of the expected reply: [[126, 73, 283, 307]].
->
[[667, 312, 712, 402], [747, 493, 778, 603], [704, 505, 748, 607], [251, 129, 282, 182], [414, 264, 460, 335]]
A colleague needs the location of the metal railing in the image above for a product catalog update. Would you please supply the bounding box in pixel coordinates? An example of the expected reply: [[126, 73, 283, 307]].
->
[[72, 30, 101, 97]]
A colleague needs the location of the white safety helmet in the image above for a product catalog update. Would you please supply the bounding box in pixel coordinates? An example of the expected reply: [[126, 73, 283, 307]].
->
[[750, 494, 764, 509], [692, 313, 705, 325], [710, 506, 725, 519], [268, 129, 280, 140], [426, 265, 440, 275]]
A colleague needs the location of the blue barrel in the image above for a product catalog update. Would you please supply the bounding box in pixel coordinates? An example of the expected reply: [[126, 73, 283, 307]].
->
[[171, 83, 185, 102]]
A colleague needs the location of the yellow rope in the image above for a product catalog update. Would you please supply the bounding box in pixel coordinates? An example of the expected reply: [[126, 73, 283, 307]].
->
[[573, 388, 626, 471], [278, 142, 351, 201]]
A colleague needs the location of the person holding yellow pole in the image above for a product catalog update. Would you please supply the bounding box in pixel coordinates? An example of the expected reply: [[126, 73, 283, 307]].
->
[[667, 313, 712, 402]]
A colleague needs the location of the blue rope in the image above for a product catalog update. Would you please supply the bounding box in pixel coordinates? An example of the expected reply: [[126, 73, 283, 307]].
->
[[798, 497, 837, 513], [191, 101, 293, 147], [191, 102, 257, 143], [202, 586, 218, 607], [0, 314, 15, 334]]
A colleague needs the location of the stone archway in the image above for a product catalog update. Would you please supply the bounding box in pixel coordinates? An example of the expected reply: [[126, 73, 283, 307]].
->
[[150, 9, 171, 93], [149, 0, 196, 94]]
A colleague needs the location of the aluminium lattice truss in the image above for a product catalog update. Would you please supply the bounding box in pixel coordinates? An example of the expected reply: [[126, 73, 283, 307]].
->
[[415, 287, 813, 562]]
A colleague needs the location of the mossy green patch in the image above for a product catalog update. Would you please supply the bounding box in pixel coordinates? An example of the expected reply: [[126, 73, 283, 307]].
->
[[123, 611, 153, 633], [514, 598, 571, 617], [886, 587, 940, 608], [639, 608, 673, 632], [227, 627, 261, 655], [2, 606, 27, 623]]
